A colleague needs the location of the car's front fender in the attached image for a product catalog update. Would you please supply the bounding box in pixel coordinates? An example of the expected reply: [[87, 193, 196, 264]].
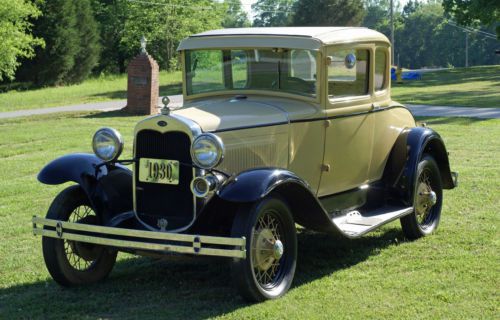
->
[[216, 168, 338, 233], [217, 168, 307, 202], [38, 153, 108, 186], [38, 153, 133, 223]]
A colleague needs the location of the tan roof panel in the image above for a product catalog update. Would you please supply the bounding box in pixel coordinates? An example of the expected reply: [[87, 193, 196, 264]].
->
[[177, 27, 390, 51]]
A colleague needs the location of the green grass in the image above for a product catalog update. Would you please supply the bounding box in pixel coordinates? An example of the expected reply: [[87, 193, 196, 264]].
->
[[392, 65, 500, 108], [0, 71, 182, 113], [0, 111, 498, 319]]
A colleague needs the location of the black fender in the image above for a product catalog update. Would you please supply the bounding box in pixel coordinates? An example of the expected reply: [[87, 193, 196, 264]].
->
[[384, 127, 457, 206], [38, 153, 133, 223], [216, 168, 339, 233]]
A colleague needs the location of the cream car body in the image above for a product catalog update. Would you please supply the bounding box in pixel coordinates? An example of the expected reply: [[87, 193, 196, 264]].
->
[[34, 27, 457, 302]]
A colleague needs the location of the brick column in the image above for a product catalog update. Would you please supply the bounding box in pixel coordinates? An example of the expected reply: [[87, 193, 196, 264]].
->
[[125, 53, 159, 115]]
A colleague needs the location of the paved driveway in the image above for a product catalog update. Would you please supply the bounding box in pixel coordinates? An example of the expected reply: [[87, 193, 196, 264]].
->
[[0, 95, 498, 119]]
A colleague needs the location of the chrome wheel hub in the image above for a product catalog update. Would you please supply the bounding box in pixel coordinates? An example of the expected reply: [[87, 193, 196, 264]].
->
[[415, 169, 438, 226], [251, 213, 284, 286], [273, 240, 284, 260]]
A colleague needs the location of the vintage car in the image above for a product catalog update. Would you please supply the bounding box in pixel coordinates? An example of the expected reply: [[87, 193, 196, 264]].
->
[[33, 27, 457, 301]]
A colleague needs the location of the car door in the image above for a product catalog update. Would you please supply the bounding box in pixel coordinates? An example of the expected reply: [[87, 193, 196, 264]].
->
[[318, 45, 375, 196]]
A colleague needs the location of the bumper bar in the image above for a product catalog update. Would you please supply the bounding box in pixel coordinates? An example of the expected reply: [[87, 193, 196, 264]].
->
[[32, 216, 246, 259]]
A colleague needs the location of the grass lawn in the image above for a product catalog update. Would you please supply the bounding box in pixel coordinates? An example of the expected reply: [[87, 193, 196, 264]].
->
[[392, 65, 500, 108], [0, 71, 182, 113], [0, 111, 498, 319]]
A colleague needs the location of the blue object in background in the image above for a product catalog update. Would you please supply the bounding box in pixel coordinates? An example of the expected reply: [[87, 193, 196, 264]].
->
[[391, 67, 422, 81]]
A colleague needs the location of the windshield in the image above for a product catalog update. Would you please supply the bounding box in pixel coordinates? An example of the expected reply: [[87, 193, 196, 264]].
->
[[185, 49, 317, 97]]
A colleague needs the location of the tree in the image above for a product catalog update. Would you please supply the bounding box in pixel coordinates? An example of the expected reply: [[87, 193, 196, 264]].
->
[[28, 0, 79, 85], [362, 0, 390, 29], [442, 0, 500, 38], [120, 0, 226, 71], [223, 0, 251, 28], [252, 0, 295, 27], [292, 0, 365, 26], [18, 0, 100, 86], [395, 3, 498, 68], [0, 0, 44, 81], [92, 0, 130, 74], [67, 0, 101, 83]]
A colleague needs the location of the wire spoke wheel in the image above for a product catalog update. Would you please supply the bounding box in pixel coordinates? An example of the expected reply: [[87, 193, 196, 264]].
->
[[251, 210, 285, 288], [42, 186, 117, 286], [231, 195, 297, 302], [415, 168, 438, 228], [63, 205, 99, 271], [401, 155, 443, 239]]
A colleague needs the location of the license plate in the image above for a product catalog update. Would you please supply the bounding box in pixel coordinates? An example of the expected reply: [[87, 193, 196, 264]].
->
[[138, 158, 180, 185]]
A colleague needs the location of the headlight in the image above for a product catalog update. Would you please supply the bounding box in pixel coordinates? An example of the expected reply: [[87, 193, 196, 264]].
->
[[92, 127, 124, 161], [190, 133, 224, 169]]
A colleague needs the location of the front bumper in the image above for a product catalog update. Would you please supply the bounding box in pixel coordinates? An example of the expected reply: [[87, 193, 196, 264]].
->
[[32, 216, 246, 259]]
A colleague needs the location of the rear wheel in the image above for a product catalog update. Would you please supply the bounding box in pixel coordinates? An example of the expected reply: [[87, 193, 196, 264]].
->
[[400, 155, 443, 239], [42, 185, 117, 286], [231, 195, 297, 302]]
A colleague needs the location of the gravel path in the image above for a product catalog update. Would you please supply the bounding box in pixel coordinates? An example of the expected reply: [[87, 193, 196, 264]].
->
[[0, 95, 498, 119]]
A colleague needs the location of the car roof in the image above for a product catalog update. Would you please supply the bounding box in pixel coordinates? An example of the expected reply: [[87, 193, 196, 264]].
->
[[177, 27, 390, 51]]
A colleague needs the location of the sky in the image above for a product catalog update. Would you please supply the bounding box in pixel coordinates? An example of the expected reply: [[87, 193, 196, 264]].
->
[[241, 0, 413, 20]]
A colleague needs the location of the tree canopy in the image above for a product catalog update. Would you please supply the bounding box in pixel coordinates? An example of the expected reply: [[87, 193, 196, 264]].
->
[[0, 0, 44, 81], [223, 0, 251, 28], [17, 0, 100, 86], [291, 0, 365, 26], [92, 0, 225, 73], [252, 0, 295, 27], [442, 0, 499, 38]]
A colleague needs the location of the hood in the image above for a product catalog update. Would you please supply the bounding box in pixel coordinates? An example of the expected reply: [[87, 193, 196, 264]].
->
[[172, 96, 290, 132]]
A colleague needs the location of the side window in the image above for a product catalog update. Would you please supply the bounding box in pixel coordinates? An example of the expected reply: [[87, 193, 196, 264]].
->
[[327, 48, 369, 99], [375, 48, 387, 91], [231, 50, 248, 89], [290, 49, 316, 81]]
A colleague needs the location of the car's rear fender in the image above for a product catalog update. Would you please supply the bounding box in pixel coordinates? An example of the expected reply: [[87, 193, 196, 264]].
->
[[216, 168, 338, 233], [38, 153, 133, 222], [384, 127, 457, 205]]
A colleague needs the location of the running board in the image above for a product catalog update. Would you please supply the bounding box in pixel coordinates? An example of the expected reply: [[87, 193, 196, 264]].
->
[[332, 206, 414, 238]]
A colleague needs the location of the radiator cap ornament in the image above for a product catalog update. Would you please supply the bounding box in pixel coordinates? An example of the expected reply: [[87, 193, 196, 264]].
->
[[161, 96, 171, 115]]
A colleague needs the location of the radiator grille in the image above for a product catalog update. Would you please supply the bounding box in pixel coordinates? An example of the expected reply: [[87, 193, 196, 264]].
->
[[134, 130, 193, 230]]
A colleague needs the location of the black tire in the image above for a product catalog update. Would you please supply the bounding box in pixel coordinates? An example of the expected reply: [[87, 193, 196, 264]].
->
[[42, 185, 117, 286], [231, 195, 297, 302], [400, 155, 443, 239]]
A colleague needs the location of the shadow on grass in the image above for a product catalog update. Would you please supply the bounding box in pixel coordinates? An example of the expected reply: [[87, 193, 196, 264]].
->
[[0, 228, 404, 319], [415, 116, 493, 125], [82, 109, 142, 119], [88, 83, 182, 101]]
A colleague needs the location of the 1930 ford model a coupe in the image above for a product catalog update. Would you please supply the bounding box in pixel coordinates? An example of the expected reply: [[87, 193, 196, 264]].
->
[[33, 27, 457, 301]]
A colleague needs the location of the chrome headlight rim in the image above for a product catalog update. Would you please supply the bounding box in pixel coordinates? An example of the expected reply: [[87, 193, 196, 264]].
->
[[190, 133, 225, 170], [92, 127, 124, 162]]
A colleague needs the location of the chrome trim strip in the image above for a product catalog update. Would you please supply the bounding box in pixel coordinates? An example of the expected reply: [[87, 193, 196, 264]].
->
[[210, 106, 412, 132], [32, 217, 246, 259]]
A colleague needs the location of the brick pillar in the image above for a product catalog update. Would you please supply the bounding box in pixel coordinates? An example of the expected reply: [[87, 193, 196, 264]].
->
[[126, 53, 159, 115]]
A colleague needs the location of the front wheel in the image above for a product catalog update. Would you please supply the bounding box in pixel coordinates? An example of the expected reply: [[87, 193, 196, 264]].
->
[[400, 155, 443, 239], [231, 195, 297, 302], [42, 185, 117, 286]]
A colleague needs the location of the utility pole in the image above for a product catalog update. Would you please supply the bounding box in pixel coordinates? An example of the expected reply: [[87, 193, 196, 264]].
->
[[465, 32, 469, 68], [390, 0, 394, 66]]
